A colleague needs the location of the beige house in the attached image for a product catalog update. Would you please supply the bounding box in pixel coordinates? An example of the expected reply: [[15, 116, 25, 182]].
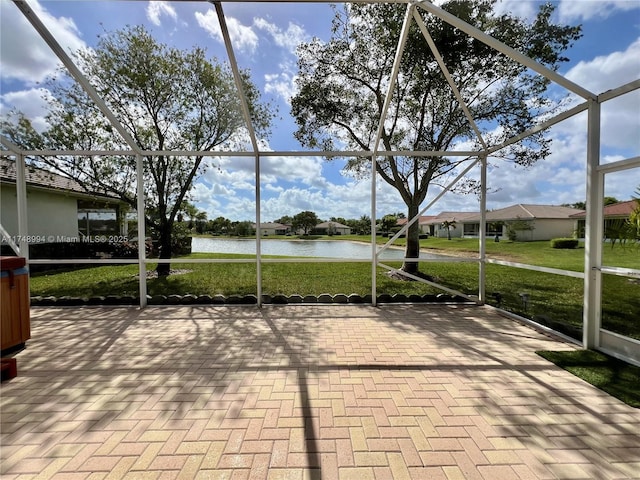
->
[[462, 204, 583, 241], [425, 211, 478, 238], [571, 200, 637, 239], [252, 222, 290, 235], [396, 215, 437, 235], [1, 159, 126, 244], [313, 221, 351, 235]]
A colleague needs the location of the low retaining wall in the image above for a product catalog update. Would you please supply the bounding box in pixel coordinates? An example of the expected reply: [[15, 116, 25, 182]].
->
[[31, 293, 472, 306]]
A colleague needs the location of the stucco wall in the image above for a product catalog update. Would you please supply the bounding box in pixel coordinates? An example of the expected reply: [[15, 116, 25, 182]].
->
[[513, 219, 576, 241], [1, 185, 79, 241], [435, 225, 463, 238]]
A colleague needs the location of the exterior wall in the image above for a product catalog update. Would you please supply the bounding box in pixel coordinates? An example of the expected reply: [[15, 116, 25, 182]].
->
[[462, 222, 503, 238], [517, 219, 575, 241], [1, 185, 79, 241], [314, 226, 351, 235], [462, 219, 576, 241], [418, 223, 431, 234], [434, 225, 463, 238], [260, 227, 288, 235], [399, 222, 430, 234]]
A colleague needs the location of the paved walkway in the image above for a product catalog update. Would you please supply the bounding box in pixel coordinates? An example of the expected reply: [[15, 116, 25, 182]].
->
[[1, 305, 639, 479]]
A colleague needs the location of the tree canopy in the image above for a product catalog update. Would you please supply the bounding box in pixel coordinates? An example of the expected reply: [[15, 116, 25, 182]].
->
[[292, 211, 320, 235], [2, 25, 274, 274], [291, 0, 581, 273]]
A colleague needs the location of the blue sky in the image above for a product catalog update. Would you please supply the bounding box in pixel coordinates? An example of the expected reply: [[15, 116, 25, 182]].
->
[[1, 0, 639, 222]]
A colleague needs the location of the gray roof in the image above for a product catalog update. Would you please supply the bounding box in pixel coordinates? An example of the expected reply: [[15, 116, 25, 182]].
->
[[0, 158, 121, 202]]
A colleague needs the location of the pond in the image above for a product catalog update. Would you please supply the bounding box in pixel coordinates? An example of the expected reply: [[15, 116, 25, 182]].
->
[[192, 237, 449, 260]]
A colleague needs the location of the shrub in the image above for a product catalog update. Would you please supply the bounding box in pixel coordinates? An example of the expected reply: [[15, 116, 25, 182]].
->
[[550, 238, 578, 249]]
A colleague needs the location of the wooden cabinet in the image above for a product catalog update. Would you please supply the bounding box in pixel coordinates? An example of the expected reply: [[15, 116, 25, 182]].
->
[[1, 257, 30, 354]]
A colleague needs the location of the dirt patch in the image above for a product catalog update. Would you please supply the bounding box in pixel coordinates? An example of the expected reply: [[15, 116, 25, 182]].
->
[[143, 269, 192, 279], [385, 269, 436, 282]]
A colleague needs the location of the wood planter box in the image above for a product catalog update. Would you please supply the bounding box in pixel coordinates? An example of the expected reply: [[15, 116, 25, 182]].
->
[[1, 256, 30, 355]]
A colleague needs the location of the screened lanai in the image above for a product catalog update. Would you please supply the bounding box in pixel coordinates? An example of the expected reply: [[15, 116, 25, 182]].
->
[[1, 0, 639, 368]]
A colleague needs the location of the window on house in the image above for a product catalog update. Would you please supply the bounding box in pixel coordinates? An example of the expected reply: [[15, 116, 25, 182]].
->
[[463, 224, 479, 236], [77, 201, 120, 237]]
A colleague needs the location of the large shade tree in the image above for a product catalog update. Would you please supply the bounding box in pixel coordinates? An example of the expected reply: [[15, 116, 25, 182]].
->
[[291, 0, 581, 275], [2, 25, 274, 275]]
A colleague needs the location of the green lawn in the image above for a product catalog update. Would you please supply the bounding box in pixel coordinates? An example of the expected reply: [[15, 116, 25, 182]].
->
[[537, 349, 640, 408], [29, 238, 639, 340], [337, 235, 640, 271]]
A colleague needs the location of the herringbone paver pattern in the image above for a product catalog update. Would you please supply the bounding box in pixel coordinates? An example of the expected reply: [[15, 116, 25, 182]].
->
[[1, 305, 639, 479]]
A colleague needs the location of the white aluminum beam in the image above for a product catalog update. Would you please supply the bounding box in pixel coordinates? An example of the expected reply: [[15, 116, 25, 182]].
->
[[0, 224, 20, 256], [478, 154, 486, 303], [211, 1, 264, 305], [597, 156, 640, 173], [378, 262, 479, 302], [15, 154, 29, 259], [486, 259, 585, 279], [16, 149, 482, 158], [413, 9, 487, 150], [583, 99, 603, 349], [600, 266, 640, 279], [598, 79, 640, 102], [370, 3, 415, 305], [487, 102, 589, 155], [0, 136, 24, 155], [12, 0, 143, 155], [379, 157, 479, 252], [136, 154, 147, 308]]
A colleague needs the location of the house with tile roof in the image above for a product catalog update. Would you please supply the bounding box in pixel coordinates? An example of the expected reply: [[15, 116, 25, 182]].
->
[[251, 222, 290, 236], [423, 211, 479, 238], [570, 200, 638, 239], [396, 215, 437, 235], [313, 221, 351, 236], [461, 204, 584, 241], [1, 158, 127, 244]]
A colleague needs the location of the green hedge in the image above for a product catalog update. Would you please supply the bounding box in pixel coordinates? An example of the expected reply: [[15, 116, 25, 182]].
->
[[550, 238, 579, 249]]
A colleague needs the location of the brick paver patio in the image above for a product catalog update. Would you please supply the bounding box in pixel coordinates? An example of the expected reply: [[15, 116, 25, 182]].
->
[[1, 304, 639, 479]]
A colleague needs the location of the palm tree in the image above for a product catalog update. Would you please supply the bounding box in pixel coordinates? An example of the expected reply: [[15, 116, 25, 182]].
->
[[441, 220, 457, 240]]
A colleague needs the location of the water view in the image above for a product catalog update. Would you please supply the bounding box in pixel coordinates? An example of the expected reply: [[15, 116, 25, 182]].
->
[[192, 237, 448, 260]]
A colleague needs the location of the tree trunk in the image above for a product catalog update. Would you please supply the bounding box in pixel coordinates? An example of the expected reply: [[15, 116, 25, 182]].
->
[[401, 203, 420, 275], [156, 220, 172, 277]]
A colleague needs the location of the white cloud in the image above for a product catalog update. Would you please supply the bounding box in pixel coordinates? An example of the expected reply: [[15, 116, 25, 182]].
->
[[194, 9, 258, 54], [0, 88, 52, 132], [259, 182, 368, 221], [565, 38, 640, 94], [264, 62, 298, 104], [261, 155, 327, 188], [189, 150, 412, 221], [558, 0, 640, 22], [604, 168, 640, 201], [253, 18, 308, 54], [560, 40, 640, 152], [600, 92, 640, 152], [0, 0, 85, 84], [146, 1, 177, 27], [493, 0, 538, 20]]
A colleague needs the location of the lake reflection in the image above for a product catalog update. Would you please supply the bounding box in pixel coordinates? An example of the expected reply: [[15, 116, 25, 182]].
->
[[192, 237, 446, 260]]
